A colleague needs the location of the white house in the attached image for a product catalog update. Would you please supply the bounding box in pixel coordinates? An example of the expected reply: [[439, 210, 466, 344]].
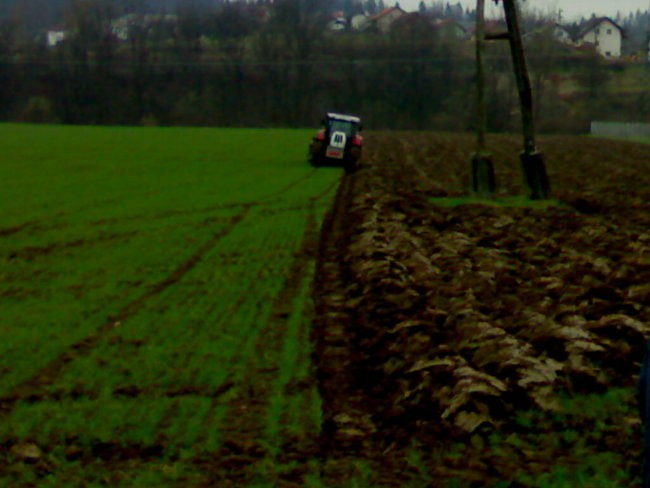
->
[[351, 14, 370, 31], [576, 17, 623, 58], [369, 6, 407, 34], [46, 26, 67, 47]]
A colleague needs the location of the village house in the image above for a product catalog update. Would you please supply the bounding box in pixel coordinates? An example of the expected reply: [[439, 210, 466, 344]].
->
[[350, 14, 370, 31], [327, 11, 347, 32], [576, 17, 623, 58], [390, 12, 435, 38], [46, 25, 67, 47], [522, 22, 573, 46], [369, 6, 407, 34]]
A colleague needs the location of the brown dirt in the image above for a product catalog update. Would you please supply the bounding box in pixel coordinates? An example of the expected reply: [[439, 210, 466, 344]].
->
[[0, 223, 31, 238], [6, 231, 139, 261], [311, 132, 650, 485]]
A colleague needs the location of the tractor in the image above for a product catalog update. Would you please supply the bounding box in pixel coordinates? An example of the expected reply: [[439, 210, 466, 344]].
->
[[309, 113, 363, 173]]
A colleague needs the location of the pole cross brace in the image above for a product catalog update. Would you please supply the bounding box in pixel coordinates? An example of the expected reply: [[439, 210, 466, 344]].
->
[[485, 32, 510, 41]]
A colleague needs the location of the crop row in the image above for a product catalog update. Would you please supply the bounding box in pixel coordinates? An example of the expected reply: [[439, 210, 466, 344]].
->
[[0, 124, 339, 486]]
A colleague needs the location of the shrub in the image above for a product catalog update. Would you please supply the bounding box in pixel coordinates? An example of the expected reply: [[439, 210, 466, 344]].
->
[[18, 96, 60, 124]]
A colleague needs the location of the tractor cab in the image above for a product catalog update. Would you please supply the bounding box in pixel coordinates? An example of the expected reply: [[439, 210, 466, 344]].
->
[[325, 114, 362, 138], [309, 113, 363, 173]]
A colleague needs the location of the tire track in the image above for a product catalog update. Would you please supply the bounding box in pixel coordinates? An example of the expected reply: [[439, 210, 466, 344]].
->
[[6, 230, 139, 261], [0, 223, 33, 238], [311, 170, 378, 457], [259, 168, 319, 203], [0, 205, 253, 416], [311, 138, 442, 484], [3, 170, 321, 236], [195, 177, 339, 486]]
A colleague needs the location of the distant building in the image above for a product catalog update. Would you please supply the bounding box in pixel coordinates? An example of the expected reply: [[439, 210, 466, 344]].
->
[[369, 6, 407, 34], [576, 17, 623, 58], [523, 22, 574, 46], [350, 14, 370, 31], [391, 13, 435, 38], [327, 11, 347, 32], [46, 26, 67, 47]]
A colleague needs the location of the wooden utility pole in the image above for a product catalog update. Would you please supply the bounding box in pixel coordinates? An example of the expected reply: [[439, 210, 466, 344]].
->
[[472, 0, 550, 200], [470, 0, 496, 197], [502, 0, 535, 154], [502, 0, 550, 199], [476, 0, 488, 152]]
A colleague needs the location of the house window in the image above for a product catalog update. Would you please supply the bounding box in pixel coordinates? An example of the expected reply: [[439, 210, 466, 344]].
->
[[606, 51, 611, 56], [607, 29, 612, 35], [595, 28, 600, 35]]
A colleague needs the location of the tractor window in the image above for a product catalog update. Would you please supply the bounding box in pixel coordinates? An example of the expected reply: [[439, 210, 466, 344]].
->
[[329, 120, 356, 136]]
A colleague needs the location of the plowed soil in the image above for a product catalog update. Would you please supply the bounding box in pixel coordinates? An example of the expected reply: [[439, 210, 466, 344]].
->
[[312, 132, 650, 486]]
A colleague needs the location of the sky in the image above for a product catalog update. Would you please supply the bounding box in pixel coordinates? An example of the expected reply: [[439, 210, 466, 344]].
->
[[398, 0, 650, 21]]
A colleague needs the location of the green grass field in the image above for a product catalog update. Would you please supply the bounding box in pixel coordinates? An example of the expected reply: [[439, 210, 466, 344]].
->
[[590, 134, 650, 145], [0, 124, 340, 486]]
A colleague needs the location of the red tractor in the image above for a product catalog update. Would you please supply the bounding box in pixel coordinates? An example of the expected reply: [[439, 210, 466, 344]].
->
[[309, 113, 363, 173]]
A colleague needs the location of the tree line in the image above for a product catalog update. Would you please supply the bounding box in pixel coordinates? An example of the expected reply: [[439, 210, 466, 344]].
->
[[0, 0, 648, 131]]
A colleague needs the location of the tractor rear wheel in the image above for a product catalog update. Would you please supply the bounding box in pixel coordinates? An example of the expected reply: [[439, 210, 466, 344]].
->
[[309, 141, 324, 167]]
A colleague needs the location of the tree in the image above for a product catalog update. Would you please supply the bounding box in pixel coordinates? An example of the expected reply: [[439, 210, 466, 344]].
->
[[0, 18, 16, 118], [350, 0, 364, 16], [209, 2, 260, 39], [60, 0, 118, 123], [255, 0, 328, 125], [575, 49, 610, 101], [175, 0, 205, 58], [366, 0, 377, 15]]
